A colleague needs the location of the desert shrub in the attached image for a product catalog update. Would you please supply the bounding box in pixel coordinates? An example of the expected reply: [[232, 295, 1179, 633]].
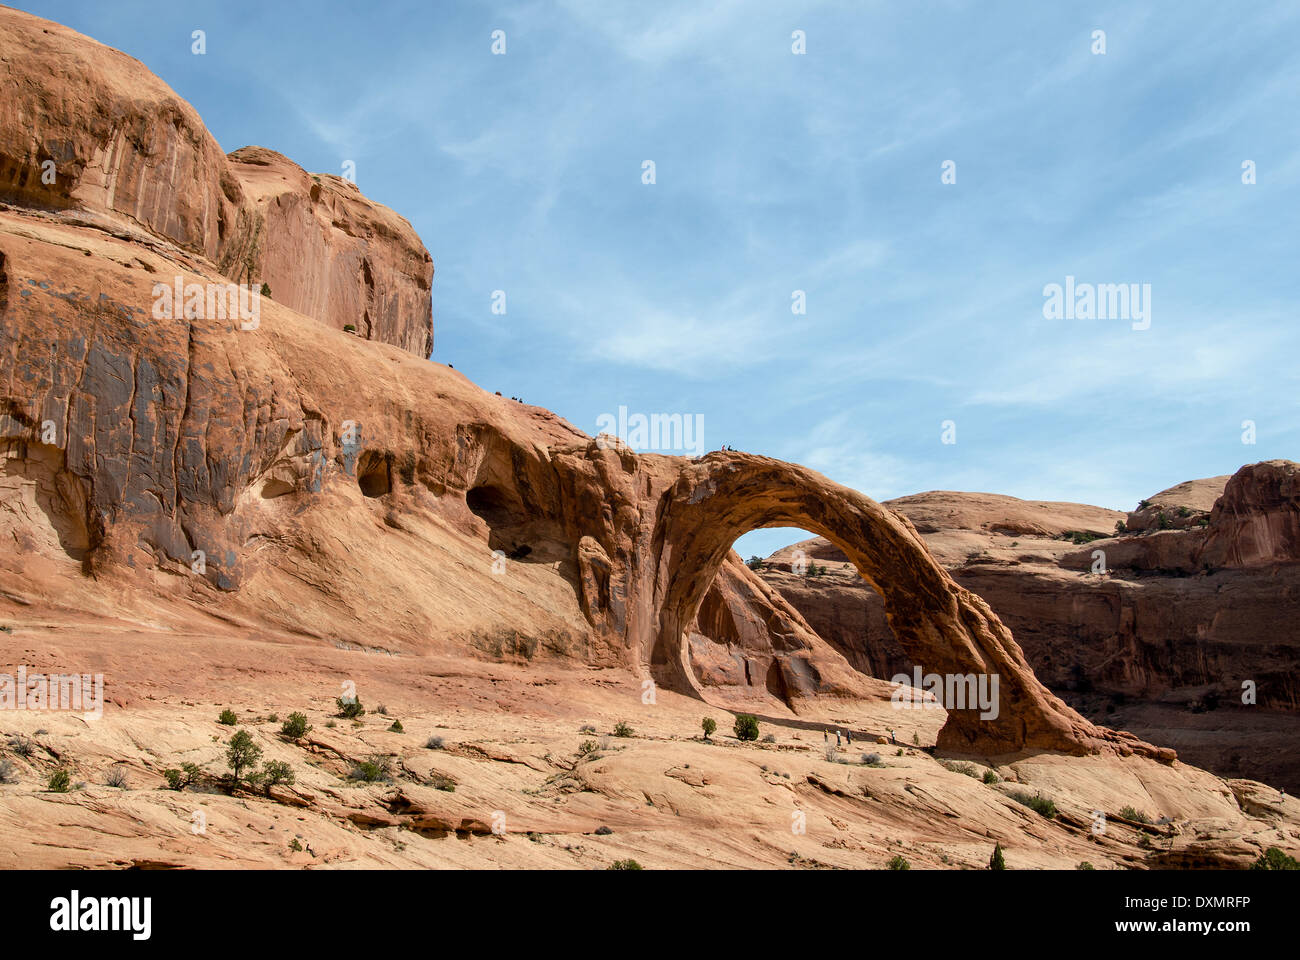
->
[[1077, 861, 1095, 870], [896, 748, 904, 756], [1120, 805, 1152, 824], [886, 855, 910, 870], [1138, 499, 1151, 510], [261, 760, 295, 789], [47, 769, 71, 793], [1009, 791, 1057, 819], [746, 556, 764, 570], [608, 859, 642, 870], [267, 713, 278, 723], [942, 760, 980, 779], [1114, 520, 1128, 534], [225, 730, 263, 783], [7, 734, 33, 757], [218, 708, 238, 726], [289, 838, 303, 852], [613, 721, 633, 738], [594, 825, 613, 836], [425, 735, 445, 750], [388, 720, 404, 733], [824, 744, 839, 762], [1251, 847, 1299, 870], [349, 755, 393, 783], [343, 324, 356, 333], [989, 843, 1006, 870], [280, 712, 311, 739], [733, 714, 760, 742], [1157, 512, 1171, 529], [912, 732, 920, 746], [863, 753, 883, 767], [335, 697, 365, 719], [982, 769, 1000, 785], [260, 282, 272, 299], [325, 720, 337, 729], [701, 717, 717, 740], [105, 765, 130, 789], [762, 733, 776, 744], [579, 725, 597, 735], [375, 704, 389, 716], [163, 762, 201, 791], [578, 740, 597, 756]]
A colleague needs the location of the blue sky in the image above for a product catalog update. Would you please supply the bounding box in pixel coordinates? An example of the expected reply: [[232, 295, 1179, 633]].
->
[[21, 0, 1300, 558]]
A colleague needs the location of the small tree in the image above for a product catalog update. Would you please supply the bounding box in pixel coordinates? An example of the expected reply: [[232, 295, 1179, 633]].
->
[[613, 721, 633, 738], [886, 855, 910, 870], [226, 729, 263, 785], [733, 714, 760, 742], [989, 843, 1006, 870], [388, 719, 404, 733], [746, 556, 764, 570], [260, 282, 272, 299], [218, 708, 237, 725], [1251, 847, 1299, 870], [702, 717, 717, 740]]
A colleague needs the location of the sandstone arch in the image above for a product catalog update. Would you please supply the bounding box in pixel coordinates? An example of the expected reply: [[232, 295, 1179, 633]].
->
[[643, 453, 1168, 759]]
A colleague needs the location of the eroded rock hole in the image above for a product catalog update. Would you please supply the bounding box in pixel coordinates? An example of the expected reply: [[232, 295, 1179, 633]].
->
[[357, 452, 392, 498]]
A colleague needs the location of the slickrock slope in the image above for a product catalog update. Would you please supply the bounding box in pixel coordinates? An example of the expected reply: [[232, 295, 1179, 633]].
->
[[761, 474, 1300, 790], [0, 5, 1294, 870]]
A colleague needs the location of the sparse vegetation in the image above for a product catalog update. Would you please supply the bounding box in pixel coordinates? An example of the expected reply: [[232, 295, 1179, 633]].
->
[[594, 825, 613, 836], [1120, 805, 1152, 824], [375, 704, 389, 716], [1009, 791, 1057, 819], [824, 744, 839, 762], [746, 555, 764, 571], [349, 754, 393, 783], [1251, 847, 1299, 870], [343, 324, 356, 333], [733, 714, 760, 742], [982, 769, 1000, 785], [289, 838, 303, 852], [429, 772, 456, 792], [701, 717, 717, 740], [1138, 499, 1151, 510], [388, 719, 404, 733], [862, 753, 883, 767], [280, 712, 311, 739], [47, 768, 71, 793], [1077, 861, 1096, 870], [942, 760, 981, 779], [163, 762, 202, 791], [886, 855, 910, 870], [425, 735, 445, 750], [218, 708, 238, 726], [1115, 520, 1128, 535], [912, 732, 920, 746], [578, 739, 597, 756], [989, 843, 1006, 870], [260, 282, 272, 299], [335, 697, 365, 719], [609, 859, 642, 870], [579, 724, 597, 735], [613, 721, 633, 738], [105, 765, 129, 789], [7, 734, 33, 758]]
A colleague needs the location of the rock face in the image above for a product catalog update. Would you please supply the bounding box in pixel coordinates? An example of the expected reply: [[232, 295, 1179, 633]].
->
[[0, 6, 432, 358], [222, 147, 433, 356], [757, 475, 1300, 788]]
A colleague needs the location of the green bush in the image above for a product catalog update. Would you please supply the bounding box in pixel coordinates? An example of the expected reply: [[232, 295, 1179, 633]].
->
[[163, 762, 201, 791], [886, 855, 910, 870], [260, 282, 272, 299], [47, 769, 71, 793], [1120, 805, 1152, 824], [733, 714, 760, 742], [982, 769, 1000, 784], [349, 754, 392, 783], [1077, 861, 1096, 870], [218, 708, 238, 726], [1009, 791, 1057, 819], [429, 773, 456, 792], [280, 712, 311, 739], [746, 556, 764, 570], [388, 720, 404, 733], [261, 760, 294, 789], [613, 721, 633, 738], [289, 838, 303, 852], [608, 859, 642, 870], [701, 717, 717, 740], [578, 739, 597, 756], [335, 697, 365, 719], [343, 324, 356, 333], [989, 843, 1005, 870], [1251, 847, 1299, 870], [942, 760, 980, 779]]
